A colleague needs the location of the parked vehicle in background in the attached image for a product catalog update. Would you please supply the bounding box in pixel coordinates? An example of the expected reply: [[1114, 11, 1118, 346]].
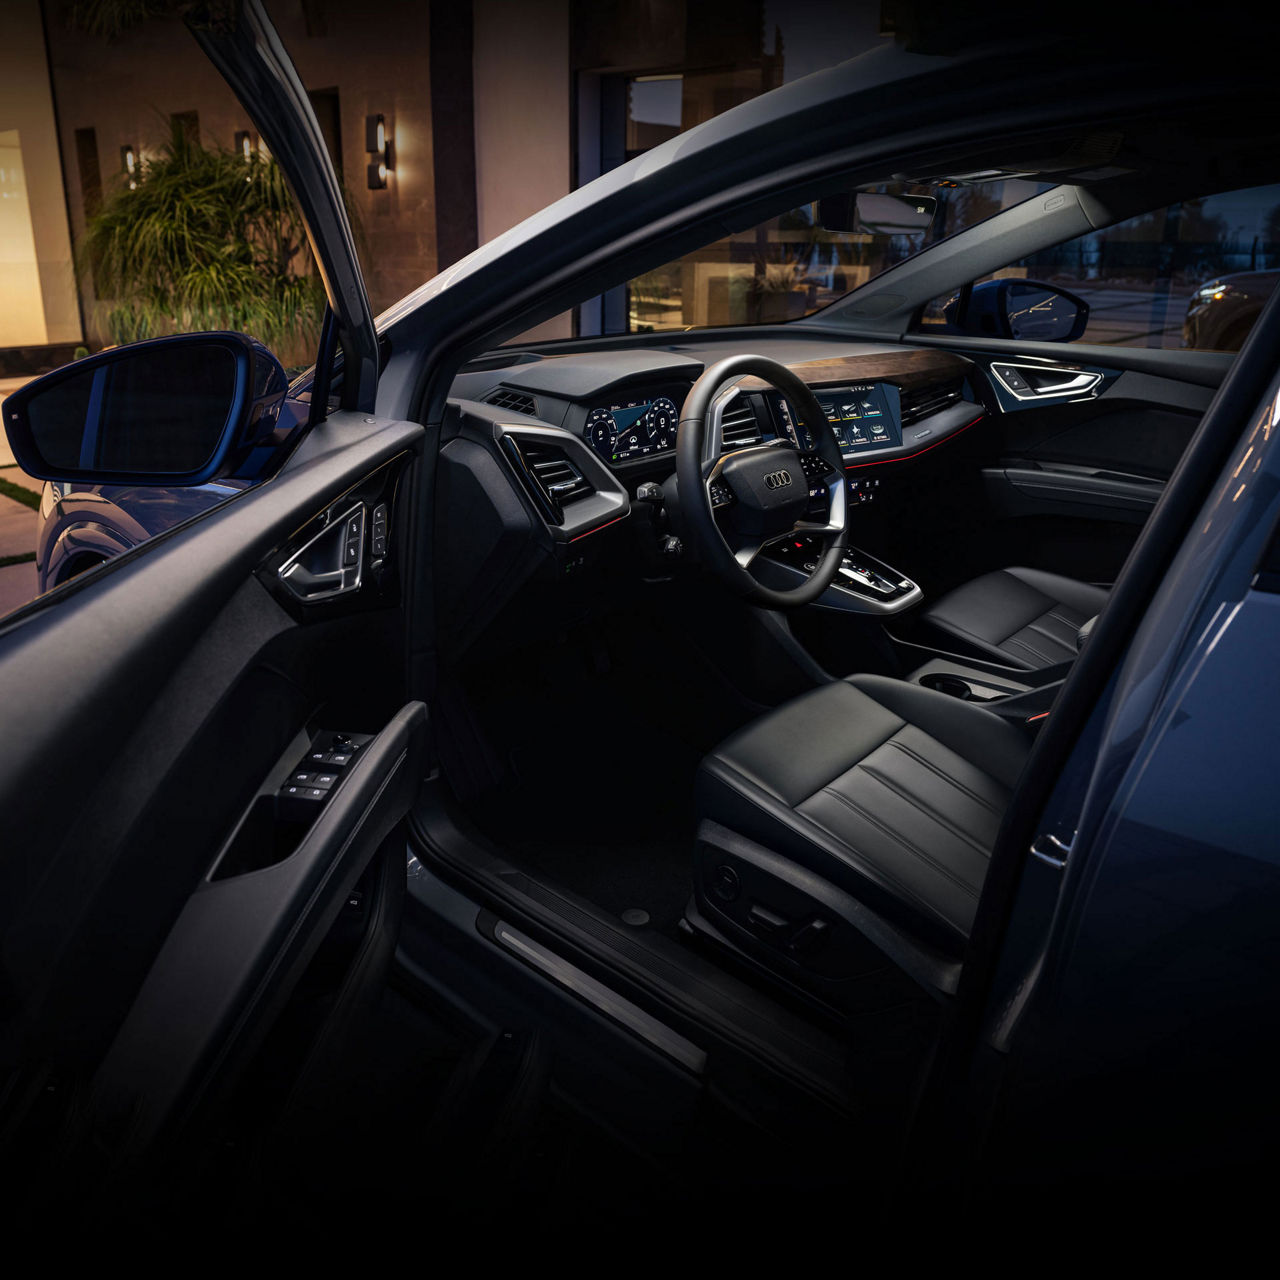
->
[[1183, 269, 1280, 351], [37, 478, 248, 589]]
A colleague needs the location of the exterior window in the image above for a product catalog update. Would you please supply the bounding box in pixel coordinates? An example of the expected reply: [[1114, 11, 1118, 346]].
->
[[170, 110, 200, 146], [916, 183, 1280, 352], [74, 126, 101, 220], [624, 180, 1048, 335]]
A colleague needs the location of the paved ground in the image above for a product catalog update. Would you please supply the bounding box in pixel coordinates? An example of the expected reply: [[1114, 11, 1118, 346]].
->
[[0, 376, 42, 617], [0, 377, 29, 469], [0, 561, 38, 616], [1072, 286, 1195, 348], [0, 377, 44, 615]]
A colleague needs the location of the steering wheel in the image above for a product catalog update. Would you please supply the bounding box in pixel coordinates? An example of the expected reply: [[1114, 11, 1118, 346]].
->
[[677, 354, 848, 608]]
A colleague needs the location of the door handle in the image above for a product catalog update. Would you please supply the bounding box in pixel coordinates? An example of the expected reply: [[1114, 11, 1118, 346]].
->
[[1028, 372, 1102, 396], [277, 502, 365, 601], [280, 563, 344, 593], [991, 362, 1103, 401]]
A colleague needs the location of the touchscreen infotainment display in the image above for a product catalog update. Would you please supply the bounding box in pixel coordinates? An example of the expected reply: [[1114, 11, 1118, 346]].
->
[[774, 382, 902, 452]]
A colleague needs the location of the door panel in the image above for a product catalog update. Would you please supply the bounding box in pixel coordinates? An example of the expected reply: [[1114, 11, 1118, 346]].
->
[[908, 336, 1223, 582], [990, 381, 1209, 480], [91, 701, 427, 1150], [0, 412, 422, 1116]]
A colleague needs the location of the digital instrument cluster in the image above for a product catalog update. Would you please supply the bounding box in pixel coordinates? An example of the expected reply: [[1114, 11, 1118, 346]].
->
[[773, 382, 903, 452], [584, 395, 681, 463]]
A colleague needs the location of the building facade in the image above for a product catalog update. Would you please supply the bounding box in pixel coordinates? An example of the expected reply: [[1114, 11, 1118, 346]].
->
[[1, 0, 889, 369]]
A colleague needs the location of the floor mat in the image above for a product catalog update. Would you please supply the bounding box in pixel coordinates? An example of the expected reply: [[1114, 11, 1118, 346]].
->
[[455, 605, 756, 935]]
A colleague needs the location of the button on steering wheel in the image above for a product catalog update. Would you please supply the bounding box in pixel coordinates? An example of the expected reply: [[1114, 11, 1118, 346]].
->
[[677, 354, 848, 608]]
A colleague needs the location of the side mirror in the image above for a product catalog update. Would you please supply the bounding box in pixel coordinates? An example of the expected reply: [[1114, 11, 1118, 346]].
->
[[2, 332, 287, 485], [945, 279, 1089, 342], [817, 191, 938, 236]]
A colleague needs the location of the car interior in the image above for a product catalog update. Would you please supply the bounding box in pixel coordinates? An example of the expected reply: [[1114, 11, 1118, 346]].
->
[[5, 88, 1278, 1223], [417, 319, 1185, 1010], [407, 115, 1254, 1046]]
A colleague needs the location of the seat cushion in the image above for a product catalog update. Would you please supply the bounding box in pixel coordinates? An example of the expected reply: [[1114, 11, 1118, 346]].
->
[[696, 674, 1032, 949], [921, 567, 1110, 670]]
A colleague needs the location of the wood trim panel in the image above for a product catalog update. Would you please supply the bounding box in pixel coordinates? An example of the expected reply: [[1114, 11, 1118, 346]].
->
[[738, 347, 971, 392]]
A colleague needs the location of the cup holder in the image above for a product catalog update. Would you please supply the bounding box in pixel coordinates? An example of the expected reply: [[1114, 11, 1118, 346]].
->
[[920, 673, 973, 700]]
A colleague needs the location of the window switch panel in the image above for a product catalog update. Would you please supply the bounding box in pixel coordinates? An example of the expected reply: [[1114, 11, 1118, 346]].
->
[[276, 729, 375, 823]]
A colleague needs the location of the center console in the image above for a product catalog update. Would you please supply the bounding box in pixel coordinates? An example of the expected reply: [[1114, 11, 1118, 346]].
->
[[903, 653, 1068, 724], [755, 535, 923, 614], [762, 533, 1069, 722]]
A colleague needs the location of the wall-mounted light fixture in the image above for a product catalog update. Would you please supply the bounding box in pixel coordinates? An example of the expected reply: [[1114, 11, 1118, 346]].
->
[[121, 143, 137, 190], [234, 130, 257, 162], [365, 113, 394, 190]]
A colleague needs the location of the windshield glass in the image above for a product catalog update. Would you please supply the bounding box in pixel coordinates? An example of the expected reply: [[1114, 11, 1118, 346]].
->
[[612, 178, 1053, 335]]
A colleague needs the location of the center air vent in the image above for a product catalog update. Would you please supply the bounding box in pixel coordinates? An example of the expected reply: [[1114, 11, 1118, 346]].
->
[[487, 388, 539, 417], [720, 395, 763, 447], [899, 380, 965, 425]]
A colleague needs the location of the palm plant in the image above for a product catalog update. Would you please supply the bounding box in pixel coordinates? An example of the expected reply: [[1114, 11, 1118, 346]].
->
[[79, 122, 327, 368]]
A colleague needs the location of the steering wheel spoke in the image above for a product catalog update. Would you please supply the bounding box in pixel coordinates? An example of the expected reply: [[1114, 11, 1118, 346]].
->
[[726, 531, 766, 569], [707, 475, 737, 511], [792, 469, 847, 538]]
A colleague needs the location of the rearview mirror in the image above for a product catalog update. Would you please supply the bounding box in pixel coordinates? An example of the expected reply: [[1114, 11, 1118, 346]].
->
[[2, 333, 287, 485], [817, 191, 938, 235]]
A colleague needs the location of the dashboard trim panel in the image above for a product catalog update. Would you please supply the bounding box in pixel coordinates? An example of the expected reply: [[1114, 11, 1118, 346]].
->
[[735, 348, 972, 394], [843, 410, 986, 470], [497, 420, 630, 540]]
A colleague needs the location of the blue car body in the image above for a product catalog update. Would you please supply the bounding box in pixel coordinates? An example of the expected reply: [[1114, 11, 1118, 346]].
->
[[34, 392, 309, 591]]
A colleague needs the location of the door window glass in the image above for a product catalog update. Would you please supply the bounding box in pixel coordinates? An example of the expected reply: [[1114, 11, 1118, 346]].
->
[[916, 183, 1280, 351], [1, 8, 329, 622]]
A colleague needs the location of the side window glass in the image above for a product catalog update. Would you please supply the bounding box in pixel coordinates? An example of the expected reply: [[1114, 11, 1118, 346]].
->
[[1, 10, 331, 624], [916, 182, 1280, 352]]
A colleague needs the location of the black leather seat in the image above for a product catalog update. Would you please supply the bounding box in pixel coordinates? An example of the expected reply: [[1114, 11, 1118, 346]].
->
[[921, 567, 1109, 671], [695, 675, 1032, 954]]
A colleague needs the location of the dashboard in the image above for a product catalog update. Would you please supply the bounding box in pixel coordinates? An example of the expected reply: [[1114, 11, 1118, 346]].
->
[[584, 389, 684, 462], [578, 380, 908, 467], [448, 340, 984, 538], [576, 375, 915, 469], [769, 383, 902, 454], [436, 338, 988, 649]]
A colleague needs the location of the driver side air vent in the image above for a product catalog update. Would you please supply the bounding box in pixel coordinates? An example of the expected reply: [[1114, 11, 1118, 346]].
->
[[899, 380, 965, 425], [487, 388, 539, 417], [720, 396, 763, 447], [510, 438, 594, 522]]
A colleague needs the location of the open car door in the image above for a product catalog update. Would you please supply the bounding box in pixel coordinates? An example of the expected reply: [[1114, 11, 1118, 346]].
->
[[0, 0, 428, 1193]]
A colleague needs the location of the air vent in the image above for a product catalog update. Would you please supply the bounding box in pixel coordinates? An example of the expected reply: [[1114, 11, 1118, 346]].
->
[[720, 395, 763, 447], [519, 440, 594, 511], [487, 388, 539, 417], [899, 380, 965, 426]]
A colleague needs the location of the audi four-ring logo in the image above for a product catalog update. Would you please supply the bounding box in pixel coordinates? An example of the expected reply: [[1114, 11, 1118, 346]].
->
[[764, 470, 793, 490]]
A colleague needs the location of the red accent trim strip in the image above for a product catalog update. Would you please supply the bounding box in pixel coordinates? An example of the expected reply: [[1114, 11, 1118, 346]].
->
[[568, 514, 628, 542], [844, 413, 986, 471], [1027, 711, 1050, 723]]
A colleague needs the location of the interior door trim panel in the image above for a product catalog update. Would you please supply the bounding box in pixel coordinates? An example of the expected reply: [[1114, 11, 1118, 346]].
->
[[0, 413, 422, 1056], [88, 701, 428, 1147], [986, 463, 1166, 512], [909, 332, 1235, 389]]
